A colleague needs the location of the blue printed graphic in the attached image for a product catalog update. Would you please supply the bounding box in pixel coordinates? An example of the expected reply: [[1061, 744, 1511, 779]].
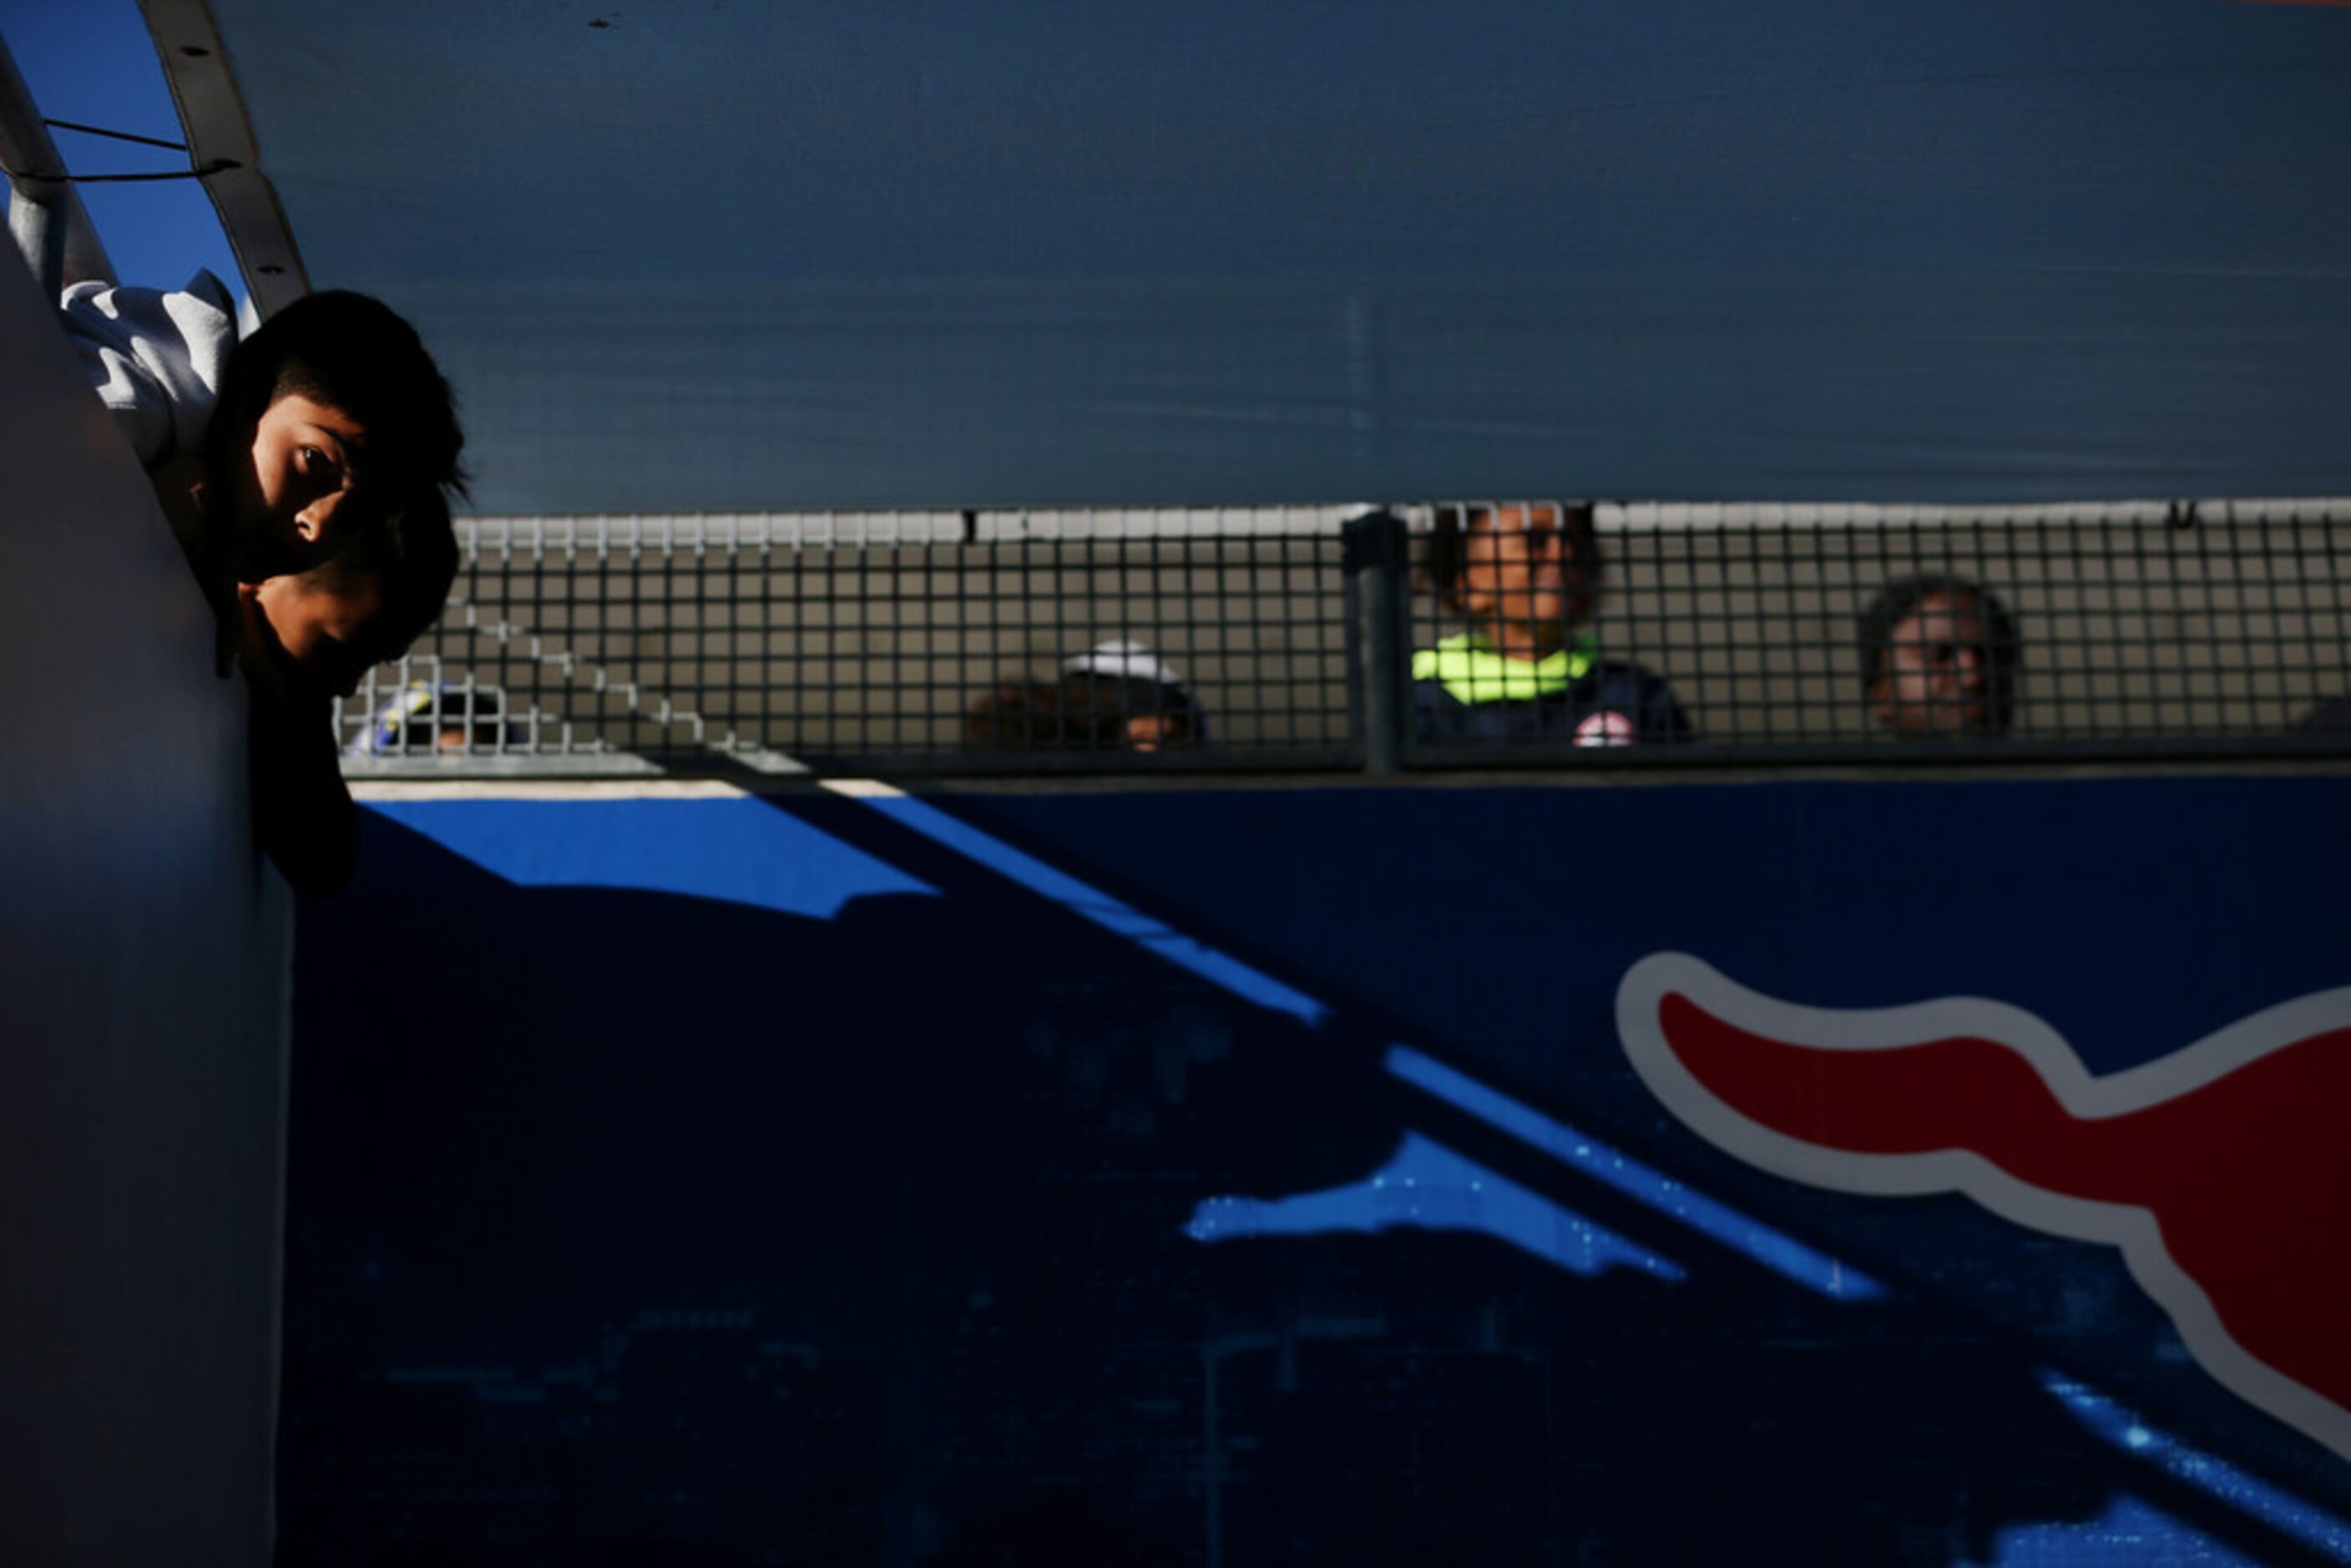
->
[[296, 778, 2351, 1565], [2036, 1370, 2351, 1564], [1188, 1131, 1684, 1282], [368, 797, 933, 921], [857, 790, 1327, 1025], [1387, 1044, 1884, 1302]]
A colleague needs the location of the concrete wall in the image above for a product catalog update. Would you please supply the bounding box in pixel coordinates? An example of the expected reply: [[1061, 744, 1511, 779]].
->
[[0, 256, 288, 1561]]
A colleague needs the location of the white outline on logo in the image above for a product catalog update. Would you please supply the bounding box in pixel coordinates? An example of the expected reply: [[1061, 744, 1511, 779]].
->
[[1616, 951, 2351, 1462]]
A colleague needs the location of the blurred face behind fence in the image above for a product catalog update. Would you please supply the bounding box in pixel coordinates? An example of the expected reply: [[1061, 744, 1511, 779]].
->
[[1871, 589, 1995, 736], [1451, 504, 1595, 655]]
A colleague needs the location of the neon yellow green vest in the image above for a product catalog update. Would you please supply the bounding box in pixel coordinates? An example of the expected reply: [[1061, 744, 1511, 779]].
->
[[1411, 633, 1598, 706]]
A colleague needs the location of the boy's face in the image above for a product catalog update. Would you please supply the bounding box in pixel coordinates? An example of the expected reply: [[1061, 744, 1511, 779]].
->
[[245, 572, 388, 701], [229, 393, 372, 569], [1870, 589, 1995, 736], [1454, 505, 1594, 636]]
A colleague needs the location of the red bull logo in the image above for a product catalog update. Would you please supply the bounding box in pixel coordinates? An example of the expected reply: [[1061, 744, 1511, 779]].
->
[[1616, 953, 2351, 1462]]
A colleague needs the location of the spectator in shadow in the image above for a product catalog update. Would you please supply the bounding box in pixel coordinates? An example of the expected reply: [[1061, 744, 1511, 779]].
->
[[61, 277, 467, 892], [349, 679, 528, 756], [965, 641, 1205, 754], [1060, 640, 1207, 752], [235, 494, 459, 893], [1413, 502, 1691, 746], [1859, 574, 2020, 739], [63, 280, 464, 632], [2293, 695, 2351, 733]]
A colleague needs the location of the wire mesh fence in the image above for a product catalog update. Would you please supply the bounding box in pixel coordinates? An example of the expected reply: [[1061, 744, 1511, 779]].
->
[[1623, 500, 2351, 745], [339, 499, 2351, 774]]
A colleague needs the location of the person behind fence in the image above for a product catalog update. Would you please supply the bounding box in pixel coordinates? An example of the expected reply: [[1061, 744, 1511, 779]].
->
[[1061, 640, 1208, 751], [1858, 574, 2020, 739], [2294, 694, 2351, 733], [1413, 501, 1691, 746], [349, 680, 528, 756], [59, 271, 467, 893], [965, 640, 1206, 753]]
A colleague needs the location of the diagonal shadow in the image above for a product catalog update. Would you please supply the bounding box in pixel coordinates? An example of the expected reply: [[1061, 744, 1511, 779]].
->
[[277, 790, 2341, 1566]]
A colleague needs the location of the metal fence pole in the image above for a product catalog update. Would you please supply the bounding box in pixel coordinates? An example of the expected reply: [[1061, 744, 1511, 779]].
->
[[1, 31, 115, 297], [1342, 509, 1410, 775]]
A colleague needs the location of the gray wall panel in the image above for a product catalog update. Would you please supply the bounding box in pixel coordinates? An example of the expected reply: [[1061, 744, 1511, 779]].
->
[[0, 256, 288, 1564]]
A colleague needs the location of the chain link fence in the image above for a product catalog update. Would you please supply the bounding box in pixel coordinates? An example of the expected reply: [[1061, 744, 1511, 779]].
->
[[339, 499, 2351, 775]]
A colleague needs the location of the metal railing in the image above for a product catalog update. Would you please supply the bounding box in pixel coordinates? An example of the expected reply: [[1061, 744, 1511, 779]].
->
[[339, 498, 2351, 776], [2, 30, 115, 297]]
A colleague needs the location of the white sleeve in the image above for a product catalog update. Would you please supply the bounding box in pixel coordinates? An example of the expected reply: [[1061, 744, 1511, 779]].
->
[[57, 271, 240, 468]]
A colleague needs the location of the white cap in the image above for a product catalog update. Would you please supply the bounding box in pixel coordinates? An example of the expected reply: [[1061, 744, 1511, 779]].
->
[[1064, 639, 1185, 688]]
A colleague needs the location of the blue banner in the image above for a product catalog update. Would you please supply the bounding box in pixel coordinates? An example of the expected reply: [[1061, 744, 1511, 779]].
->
[[283, 775, 2351, 1565]]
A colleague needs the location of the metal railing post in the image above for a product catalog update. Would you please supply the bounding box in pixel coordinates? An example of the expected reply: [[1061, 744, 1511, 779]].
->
[[0, 30, 115, 297], [1342, 509, 1410, 775]]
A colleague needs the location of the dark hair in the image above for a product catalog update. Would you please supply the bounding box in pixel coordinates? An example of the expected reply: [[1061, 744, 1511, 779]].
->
[[302, 487, 462, 665], [1423, 500, 1601, 619], [371, 682, 518, 752], [434, 686, 511, 748], [204, 289, 468, 508], [965, 679, 1110, 751], [1067, 671, 1201, 745], [963, 673, 1201, 751], [1858, 574, 2021, 735], [2295, 695, 2351, 734]]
